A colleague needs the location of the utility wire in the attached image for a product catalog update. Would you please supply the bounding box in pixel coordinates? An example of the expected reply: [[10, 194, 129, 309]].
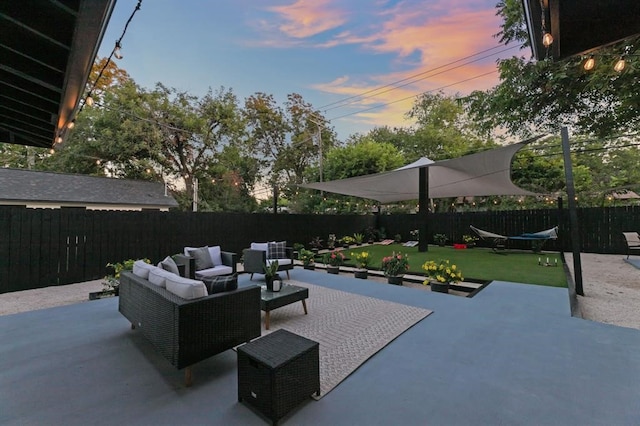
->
[[319, 44, 521, 113], [327, 70, 497, 121]]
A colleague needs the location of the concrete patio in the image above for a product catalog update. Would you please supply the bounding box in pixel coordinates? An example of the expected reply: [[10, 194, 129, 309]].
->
[[2, 268, 640, 425]]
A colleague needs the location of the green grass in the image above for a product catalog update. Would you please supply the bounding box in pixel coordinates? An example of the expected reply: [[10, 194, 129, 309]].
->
[[341, 244, 567, 287]]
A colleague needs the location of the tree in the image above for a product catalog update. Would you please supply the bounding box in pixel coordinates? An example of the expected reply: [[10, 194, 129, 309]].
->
[[244, 92, 337, 211], [403, 92, 497, 162], [297, 137, 404, 214], [464, 1, 640, 138], [0, 143, 51, 169]]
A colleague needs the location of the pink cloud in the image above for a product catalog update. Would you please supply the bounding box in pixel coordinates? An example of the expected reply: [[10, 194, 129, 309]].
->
[[312, 5, 507, 129], [268, 0, 347, 39]]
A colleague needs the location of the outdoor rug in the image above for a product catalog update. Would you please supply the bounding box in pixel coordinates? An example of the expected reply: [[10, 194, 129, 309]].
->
[[259, 280, 432, 399]]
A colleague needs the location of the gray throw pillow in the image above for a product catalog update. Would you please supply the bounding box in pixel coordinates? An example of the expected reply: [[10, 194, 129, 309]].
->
[[160, 256, 180, 275], [188, 246, 214, 271], [267, 241, 287, 259], [202, 274, 238, 294]]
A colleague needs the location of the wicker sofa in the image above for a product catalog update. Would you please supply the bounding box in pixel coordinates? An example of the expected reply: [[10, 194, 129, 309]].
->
[[118, 270, 261, 386]]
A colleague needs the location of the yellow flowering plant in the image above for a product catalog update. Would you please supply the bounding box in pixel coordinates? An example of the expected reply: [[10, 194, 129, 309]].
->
[[421, 259, 463, 284], [351, 251, 370, 269]]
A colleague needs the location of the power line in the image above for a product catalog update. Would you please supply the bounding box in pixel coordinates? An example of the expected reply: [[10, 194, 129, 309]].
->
[[327, 70, 498, 121], [319, 44, 521, 113]]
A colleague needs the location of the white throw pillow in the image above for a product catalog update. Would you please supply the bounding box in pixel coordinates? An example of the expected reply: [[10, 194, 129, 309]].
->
[[132, 260, 155, 279], [148, 267, 177, 288], [165, 275, 208, 299], [208, 246, 223, 266], [250, 242, 269, 252]]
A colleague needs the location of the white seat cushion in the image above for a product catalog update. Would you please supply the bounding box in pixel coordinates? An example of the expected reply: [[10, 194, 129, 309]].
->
[[148, 267, 179, 288], [185, 245, 223, 267], [195, 265, 234, 279], [165, 275, 208, 300], [267, 258, 292, 266], [132, 260, 155, 279], [250, 242, 269, 252], [208, 246, 222, 266]]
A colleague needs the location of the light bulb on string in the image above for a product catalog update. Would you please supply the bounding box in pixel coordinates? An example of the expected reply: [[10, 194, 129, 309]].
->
[[614, 57, 626, 72], [542, 32, 553, 47], [583, 56, 596, 71], [67, 120, 75, 130], [114, 41, 123, 60], [85, 94, 94, 107], [55, 136, 63, 144]]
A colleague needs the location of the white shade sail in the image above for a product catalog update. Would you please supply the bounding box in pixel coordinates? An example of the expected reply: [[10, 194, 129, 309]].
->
[[301, 139, 541, 203]]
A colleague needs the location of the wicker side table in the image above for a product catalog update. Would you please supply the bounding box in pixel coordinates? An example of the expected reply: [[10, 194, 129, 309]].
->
[[237, 329, 320, 425]]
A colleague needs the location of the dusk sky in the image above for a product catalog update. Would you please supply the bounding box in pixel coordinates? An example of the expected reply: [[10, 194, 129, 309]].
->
[[98, 0, 526, 140]]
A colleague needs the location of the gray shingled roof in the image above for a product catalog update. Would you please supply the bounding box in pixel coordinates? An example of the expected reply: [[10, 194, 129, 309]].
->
[[0, 168, 179, 208]]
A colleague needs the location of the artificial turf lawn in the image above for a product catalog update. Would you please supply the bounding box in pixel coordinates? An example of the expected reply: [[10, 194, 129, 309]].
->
[[340, 243, 567, 287]]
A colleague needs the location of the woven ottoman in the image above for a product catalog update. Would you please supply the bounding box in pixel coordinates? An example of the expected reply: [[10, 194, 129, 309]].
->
[[237, 329, 320, 425]]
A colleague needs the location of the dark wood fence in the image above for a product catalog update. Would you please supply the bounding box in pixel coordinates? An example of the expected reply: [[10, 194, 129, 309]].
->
[[1, 204, 638, 293]]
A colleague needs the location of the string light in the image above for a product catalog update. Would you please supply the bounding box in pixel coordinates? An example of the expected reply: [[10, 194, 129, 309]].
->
[[67, 120, 75, 129], [540, 0, 553, 51], [114, 41, 123, 60], [614, 56, 626, 72], [80, 0, 142, 112], [583, 56, 596, 71]]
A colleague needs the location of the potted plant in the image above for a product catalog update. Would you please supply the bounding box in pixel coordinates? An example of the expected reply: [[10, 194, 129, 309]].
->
[[462, 234, 479, 248], [298, 248, 316, 270], [309, 236, 324, 253], [323, 249, 344, 274], [327, 234, 337, 250], [93, 258, 148, 300], [293, 242, 305, 258], [381, 252, 409, 285], [433, 233, 448, 247], [263, 260, 280, 291], [341, 235, 355, 248], [421, 259, 463, 293], [351, 251, 370, 279], [353, 233, 364, 245]]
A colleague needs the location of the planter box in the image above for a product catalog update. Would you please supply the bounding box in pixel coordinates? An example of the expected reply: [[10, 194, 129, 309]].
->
[[430, 281, 450, 293], [354, 270, 368, 279], [89, 289, 117, 300], [326, 266, 340, 274], [303, 264, 316, 270], [387, 275, 403, 285]]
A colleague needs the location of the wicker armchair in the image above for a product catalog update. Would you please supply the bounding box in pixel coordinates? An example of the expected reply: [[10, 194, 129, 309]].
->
[[118, 271, 261, 386], [243, 242, 294, 280]]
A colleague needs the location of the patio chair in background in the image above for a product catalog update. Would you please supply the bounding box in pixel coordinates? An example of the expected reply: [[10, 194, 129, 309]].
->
[[243, 241, 294, 280], [183, 245, 237, 279], [622, 232, 640, 259]]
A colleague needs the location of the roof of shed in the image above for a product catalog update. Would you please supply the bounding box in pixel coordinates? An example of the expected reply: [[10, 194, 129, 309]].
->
[[0, 168, 178, 208]]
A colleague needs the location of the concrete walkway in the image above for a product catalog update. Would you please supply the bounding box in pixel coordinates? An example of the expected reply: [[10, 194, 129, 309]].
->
[[1, 268, 640, 425]]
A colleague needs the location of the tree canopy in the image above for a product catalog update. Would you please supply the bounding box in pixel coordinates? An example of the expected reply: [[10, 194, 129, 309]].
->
[[464, 0, 640, 138]]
